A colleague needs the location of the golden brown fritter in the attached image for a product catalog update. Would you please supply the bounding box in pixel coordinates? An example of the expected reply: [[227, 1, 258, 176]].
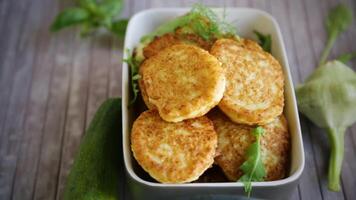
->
[[209, 109, 290, 181], [139, 31, 215, 109], [131, 110, 218, 183], [143, 33, 183, 59], [174, 27, 214, 51], [138, 62, 155, 109], [210, 38, 284, 125], [142, 31, 213, 59], [141, 44, 225, 122]]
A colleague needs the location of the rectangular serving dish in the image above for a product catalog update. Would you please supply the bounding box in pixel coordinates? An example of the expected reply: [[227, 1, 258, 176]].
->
[[122, 8, 305, 200]]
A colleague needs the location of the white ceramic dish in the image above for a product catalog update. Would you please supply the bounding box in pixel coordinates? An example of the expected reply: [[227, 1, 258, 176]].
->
[[122, 8, 305, 200]]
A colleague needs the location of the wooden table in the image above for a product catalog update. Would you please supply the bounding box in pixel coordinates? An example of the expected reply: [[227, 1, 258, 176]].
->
[[0, 0, 355, 199]]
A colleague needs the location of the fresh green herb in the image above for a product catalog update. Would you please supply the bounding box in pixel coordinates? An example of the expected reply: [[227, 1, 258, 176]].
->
[[141, 3, 237, 44], [296, 61, 356, 191], [318, 4, 353, 67], [254, 30, 272, 53], [124, 50, 141, 105], [50, 8, 90, 32], [336, 52, 356, 64], [111, 19, 129, 38], [239, 126, 266, 197], [51, 0, 128, 38], [189, 3, 236, 40], [296, 3, 355, 192]]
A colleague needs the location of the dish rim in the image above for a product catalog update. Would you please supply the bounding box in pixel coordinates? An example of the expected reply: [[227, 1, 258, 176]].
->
[[122, 7, 305, 188]]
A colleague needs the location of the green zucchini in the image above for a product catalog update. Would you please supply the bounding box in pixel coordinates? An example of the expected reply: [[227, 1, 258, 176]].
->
[[64, 98, 122, 200]]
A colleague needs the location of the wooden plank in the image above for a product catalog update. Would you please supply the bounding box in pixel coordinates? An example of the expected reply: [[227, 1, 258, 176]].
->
[[0, 0, 9, 40], [0, 0, 31, 147], [250, 0, 269, 11], [0, 0, 49, 199], [201, 0, 229, 7], [233, 0, 250, 7], [31, 2, 76, 200], [132, 0, 148, 11], [84, 35, 111, 129], [155, 0, 182, 7], [10, 0, 61, 199], [32, 32, 74, 200], [55, 34, 93, 200]]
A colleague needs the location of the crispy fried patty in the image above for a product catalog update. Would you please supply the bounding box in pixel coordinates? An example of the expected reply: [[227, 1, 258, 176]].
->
[[140, 31, 214, 109], [209, 109, 290, 181], [141, 44, 225, 122], [131, 110, 218, 183], [143, 31, 213, 59], [210, 38, 284, 125]]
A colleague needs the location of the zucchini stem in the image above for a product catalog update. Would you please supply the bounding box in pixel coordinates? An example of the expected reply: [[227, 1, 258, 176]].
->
[[327, 127, 345, 191], [319, 31, 337, 67]]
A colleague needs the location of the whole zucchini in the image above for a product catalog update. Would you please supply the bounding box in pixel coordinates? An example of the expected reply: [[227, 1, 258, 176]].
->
[[64, 98, 122, 200]]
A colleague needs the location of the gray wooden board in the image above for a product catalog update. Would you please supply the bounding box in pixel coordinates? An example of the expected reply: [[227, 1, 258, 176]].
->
[[0, 0, 355, 199]]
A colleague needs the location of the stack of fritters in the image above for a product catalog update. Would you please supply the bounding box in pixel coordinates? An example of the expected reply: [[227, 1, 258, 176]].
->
[[131, 31, 290, 183]]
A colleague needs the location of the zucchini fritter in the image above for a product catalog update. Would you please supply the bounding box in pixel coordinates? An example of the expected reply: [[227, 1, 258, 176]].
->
[[209, 109, 290, 181], [210, 38, 284, 125], [142, 44, 225, 122], [131, 110, 217, 183]]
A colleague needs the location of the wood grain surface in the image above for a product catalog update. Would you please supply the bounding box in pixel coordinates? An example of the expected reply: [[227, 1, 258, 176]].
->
[[0, 0, 355, 199]]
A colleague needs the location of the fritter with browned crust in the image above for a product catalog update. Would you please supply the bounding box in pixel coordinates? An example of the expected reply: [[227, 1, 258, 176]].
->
[[209, 109, 290, 181], [131, 110, 218, 183], [210, 38, 284, 125], [141, 44, 225, 122]]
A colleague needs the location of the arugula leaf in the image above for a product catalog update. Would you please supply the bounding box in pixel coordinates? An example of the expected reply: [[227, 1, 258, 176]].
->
[[124, 50, 141, 105], [336, 52, 356, 64], [239, 126, 266, 197], [254, 30, 272, 53], [50, 7, 90, 32], [319, 4, 353, 66]]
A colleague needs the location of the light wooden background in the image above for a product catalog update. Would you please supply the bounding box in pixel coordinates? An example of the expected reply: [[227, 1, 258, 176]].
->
[[0, 0, 355, 199]]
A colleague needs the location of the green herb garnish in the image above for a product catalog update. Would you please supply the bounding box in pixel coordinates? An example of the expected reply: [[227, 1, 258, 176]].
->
[[318, 4, 352, 67], [124, 50, 141, 105], [141, 3, 237, 44], [336, 52, 356, 64], [296, 3, 355, 192], [254, 30, 272, 53], [50, 0, 128, 38], [239, 126, 266, 197]]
